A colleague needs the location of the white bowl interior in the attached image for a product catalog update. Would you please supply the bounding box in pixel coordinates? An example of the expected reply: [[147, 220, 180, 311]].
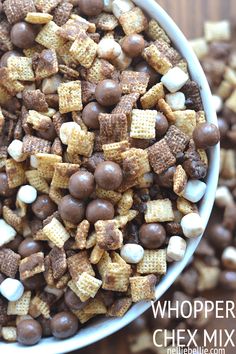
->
[[1, 1, 220, 353]]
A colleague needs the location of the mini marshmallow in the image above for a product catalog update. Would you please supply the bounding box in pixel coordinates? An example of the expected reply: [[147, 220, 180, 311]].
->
[[167, 236, 187, 261], [189, 38, 208, 60], [215, 186, 234, 208], [30, 155, 38, 169], [120, 243, 144, 264], [222, 246, 236, 270], [112, 0, 135, 18], [183, 179, 207, 203], [165, 92, 186, 111], [7, 139, 26, 162], [111, 49, 132, 70], [0, 278, 24, 302], [42, 74, 62, 95], [17, 185, 37, 204], [161, 67, 189, 93], [43, 108, 57, 117], [104, 0, 114, 12], [59, 122, 81, 145], [212, 95, 223, 113], [181, 213, 204, 238], [204, 21, 231, 42], [0, 219, 17, 247], [97, 38, 122, 61]]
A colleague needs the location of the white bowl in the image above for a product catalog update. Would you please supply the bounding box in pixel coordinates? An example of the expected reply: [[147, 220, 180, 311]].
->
[[2, 1, 220, 353]]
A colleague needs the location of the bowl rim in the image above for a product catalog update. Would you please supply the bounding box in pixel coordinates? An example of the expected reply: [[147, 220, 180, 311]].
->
[[1, 1, 220, 353]]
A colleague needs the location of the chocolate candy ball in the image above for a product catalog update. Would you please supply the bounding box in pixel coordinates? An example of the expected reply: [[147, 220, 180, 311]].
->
[[193, 123, 220, 149], [37, 121, 57, 141], [82, 102, 106, 129], [122, 34, 145, 58], [50, 311, 78, 339], [18, 238, 43, 258], [0, 173, 15, 197], [208, 224, 232, 250], [155, 112, 169, 137], [0, 50, 21, 68], [58, 195, 85, 224], [86, 199, 114, 224], [219, 271, 236, 290], [79, 0, 103, 16], [10, 22, 37, 49], [32, 194, 57, 220], [217, 117, 229, 139], [17, 319, 42, 346], [155, 166, 176, 189], [94, 161, 123, 190], [64, 289, 85, 311], [69, 171, 95, 199], [95, 80, 122, 107], [22, 273, 46, 291], [139, 223, 166, 249], [5, 234, 23, 252], [135, 61, 160, 86]]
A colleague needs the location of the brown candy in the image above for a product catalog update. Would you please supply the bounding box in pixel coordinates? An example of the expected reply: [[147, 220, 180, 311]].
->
[[219, 271, 236, 290], [22, 273, 46, 291], [86, 198, 115, 224], [18, 238, 44, 258], [0, 173, 15, 197], [32, 195, 57, 220], [95, 80, 122, 107], [155, 112, 169, 138], [0, 50, 21, 68], [155, 166, 176, 189], [135, 61, 160, 87], [217, 117, 229, 139], [58, 195, 85, 224], [139, 223, 166, 249], [82, 102, 106, 130], [50, 311, 78, 339], [94, 161, 123, 190], [208, 224, 232, 250], [79, 0, 103, 16], [10, 22, 37, 49], [64, 289, 86, 311], [122, 34, 145, 58], [17, 319, 42, 346], [69, 170, 95, 199], [193, 123, 220, 149], [5, 234, 23, 252], [37, 121, 57, 141]]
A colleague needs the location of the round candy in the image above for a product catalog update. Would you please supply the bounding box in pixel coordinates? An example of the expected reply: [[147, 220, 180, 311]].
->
[[64, 289, 86, 311], [18, 238, 43, 258], [122, 34, 145, 58], [32, 194, 57, 220], [10, 22, 37, 49], [17, 319, 42, 346], [94, 161, 123, 190], [79, 0, 103, 16], [86, 199, 114, 224], [58, 195, 85, 224], [95, 80, 122, 107], [0, 50, 21, 68], [69, 171, 95, 199], [139, 223, 166, 249], [82, 102, 106, 129], [50, 311, 78, 339], [22, 273, 46, 291], [209, 224, 232, 250], [0, 173, 15, 197], [193, 123, 220, 149], [155, 112, 169, 137], [135, 61, 160, 86]]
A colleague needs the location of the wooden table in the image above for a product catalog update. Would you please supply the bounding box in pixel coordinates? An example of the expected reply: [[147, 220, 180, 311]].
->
[[72, 1, 235, 353]]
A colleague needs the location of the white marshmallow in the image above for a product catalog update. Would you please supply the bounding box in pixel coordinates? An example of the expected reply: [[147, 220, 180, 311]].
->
[[97, 38, 122, 61], [112, 0, 135, 18], [222, 246, 236, 270], [215, 186, 234, 208], [59, 122, 81, 145], [189, 38, 208, 60], [30, 155, 38, 169], [165, 92, 186, 111], [0, 278, 24, 301], [167, 236, 187, 261], [42, 74, 62, 95], [111, 49, 132, 70], [17, 185, 37, 204], [104, 0, 114, 12], [120, 243, 144, 264], [0, 219, 16, 247], [43, 108, 56, 117], [7, 140, 26, 162], [183, 179, 207, 203], [212, 94, 223, 113], [161, 67, 189, 93], [181, 213, 204, 238]]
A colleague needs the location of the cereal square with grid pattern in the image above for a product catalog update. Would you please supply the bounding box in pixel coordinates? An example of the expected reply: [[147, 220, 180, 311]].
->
[[148, 139, 176, 174], [36, 21, 65, 50], [120, 71, 149, 95], [76, 272, 102, 300], [70, 31, 98, 69], [145, 199, 175, 223], [119, 7, 148, 35], [137, 249, 167, 275], [51, 163, 80, 189], [8, 56, 34, 81], [99, 113, 128, 145], [164, 125, 190, 156], [102, 262, 131, 292], [130, 109, 156, 139], [67, 129, 94, 157], [143, 44, 173, 75], [43, 218, 70, 248], [130, 275, 157, 302], [58, 81, 83, 114]]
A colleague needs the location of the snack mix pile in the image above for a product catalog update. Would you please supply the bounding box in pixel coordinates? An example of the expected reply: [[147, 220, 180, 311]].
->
[[0, 0, 219, 347]]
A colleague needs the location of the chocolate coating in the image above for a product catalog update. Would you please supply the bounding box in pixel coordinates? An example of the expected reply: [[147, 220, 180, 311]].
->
[[17, 319, 42, 346], [139, 223, 166, 249], [82, 102, 106, 129], [22, 273, 46, 291], [217, 117, 228, 139], [64, 289, 86, 311], [79, 0, 103, 16], [86, 198, 115, 224], [135, 61, 160, 86], [0, 173, 15, 197], [95, 80, 122, 107], [193, 123, 220, 149], [219, 271, 236, 290], [10, 22, 37, 49], [155, 112, 169, 137], [50, 311, 78, 339], [32, 194, 57, 220], [18, 238, 44, 258], [94, 161, 123, 190], [155, 166, 176, 189], [122, 34, 145, 58], [0, 50, 21, 68], [5, 234, 23, 252], [69, 170, 95, 199], [208, 224, 232, 250], [58, 195, 85, 224], [37, 121, 57, 141]]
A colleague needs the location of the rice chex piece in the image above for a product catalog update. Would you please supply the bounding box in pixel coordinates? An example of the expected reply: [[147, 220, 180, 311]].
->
[[36, 153, 62, 179], [8, 56, 34, 81], [43, 218, 70, 248], [22, 135, 51, 155], [155, 39, 182, 67], [94, 12, 118, 30], [1, 327, 17, 342], [112, 93, 140, 118], [57, 42, 78, 67], [67, 129, 94, 157], [2, 206, 23, 234], [140, 83, 165, 109], [102, 140, 130, 163], [29, 294, 50, 318], [49, 186, 65, 205], [25, 12, 53, 24], [86, 58, 115, 84], [53, 2, 73, 27], [102, 262, 131, 292], [173, 110, 196, 137], [58, 18, 90, 41], [72, 307, 95, 323], [107, 297, 132, 317], [0, 20, 13, 52], [83, 298, 107, 315], [0, 248, 21, 278], [120, 71, 149, 95], [173, 165, 187, 196], [32, 49, 58, 80], [99, 113, 128, 145], [36, 21, 65, 50], [24, 92, 49, 113], [119, 7, 148, 35], [146, 19, 170, 43], [145, 199, 174, 223], [51, 163, 80, 189], [67, 251, 95, 281], [130, 275, 157, 302], [95, 188, 122, 205], [19, 252, 45, 280], [0, 68, 24, 95], [49, 247, 67, 280], [0, 298, 9, 326], [3, 0, 36, 24], [7, 291, 31, 316], [143, 44, 172, 75], [117, 189, 133, 216], [157, 98, 176, 123], [130, 109, 156, 139], [58, 81, 82, 114], [5, 159, 26, 188], [90, 244, 104, 264], [137, 250, 167, 274], [76, 272, 102, 301], [25, 170, 49, 193], [97, 251, 112, 278], [164, 125, 190, 156], [95, 220, 123, 251], [74, 220, 90, 249], [34, 0, 60, 13], [70, 32, 98, 69], [148, 139, 176, 174], [177, 197, 198, 215]]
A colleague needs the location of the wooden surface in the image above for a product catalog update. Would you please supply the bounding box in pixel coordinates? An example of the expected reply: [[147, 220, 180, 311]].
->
[[72, 2, 235, 353]]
